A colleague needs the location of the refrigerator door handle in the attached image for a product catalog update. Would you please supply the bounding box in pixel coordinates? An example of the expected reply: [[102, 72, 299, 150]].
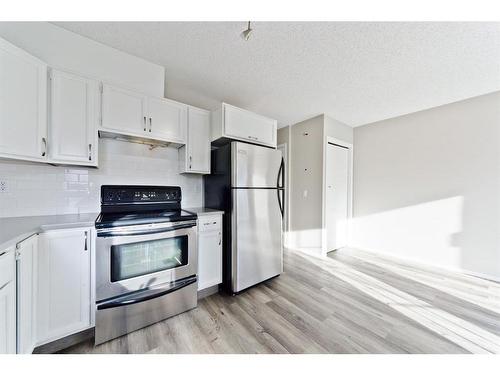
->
[[276, 157, 284, 189], [277, 188, 284, 218]]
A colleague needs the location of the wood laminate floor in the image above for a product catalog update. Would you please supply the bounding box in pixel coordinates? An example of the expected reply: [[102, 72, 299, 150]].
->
[[60, 248, 500, 354]]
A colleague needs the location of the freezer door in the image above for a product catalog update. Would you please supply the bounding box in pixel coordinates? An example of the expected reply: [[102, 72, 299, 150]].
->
[[232, 188, 283, 292], [232, 142, 283, 188]]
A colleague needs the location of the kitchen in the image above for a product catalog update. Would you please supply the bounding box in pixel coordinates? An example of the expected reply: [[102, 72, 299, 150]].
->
[[0, 22, 285, 353], [1, 17, 500, 362]]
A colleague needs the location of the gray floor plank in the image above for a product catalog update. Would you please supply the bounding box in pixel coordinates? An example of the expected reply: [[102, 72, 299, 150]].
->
[[59, 248, 500, 354]]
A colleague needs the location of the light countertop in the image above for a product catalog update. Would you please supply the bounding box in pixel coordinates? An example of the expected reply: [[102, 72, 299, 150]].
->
[[0, 212, 99, 252], [1, 208, 223, 252], [184, 207, 224, 216]]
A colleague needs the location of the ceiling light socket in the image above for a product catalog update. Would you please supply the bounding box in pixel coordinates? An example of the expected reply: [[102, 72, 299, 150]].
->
[[241, 21, 253, 41]]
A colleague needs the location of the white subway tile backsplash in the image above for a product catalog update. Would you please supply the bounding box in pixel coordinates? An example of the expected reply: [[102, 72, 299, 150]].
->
[[0, 138, 203, 218]]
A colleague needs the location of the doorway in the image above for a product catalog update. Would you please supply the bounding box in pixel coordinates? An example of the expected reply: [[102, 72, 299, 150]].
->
[[325, 141, 351, 252]]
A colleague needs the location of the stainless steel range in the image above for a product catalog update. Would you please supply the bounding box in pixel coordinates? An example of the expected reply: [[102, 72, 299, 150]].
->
[[94, 185, 198, 345]]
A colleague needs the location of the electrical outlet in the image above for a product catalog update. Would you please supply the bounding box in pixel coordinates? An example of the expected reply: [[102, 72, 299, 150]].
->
[[0, 180, 8, 193]]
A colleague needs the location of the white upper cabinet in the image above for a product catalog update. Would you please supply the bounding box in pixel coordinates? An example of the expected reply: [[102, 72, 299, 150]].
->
[[179, 106, 210, 174], [37, 228, 92, 345], [0, 37, 48, 162], [147, 97, 187, 142], [49, 69, 99, 166], [101, 83, 147, 135], [0, 250, 16, 354], [101, 83, 187, 145], [211, 103, 277, 148]]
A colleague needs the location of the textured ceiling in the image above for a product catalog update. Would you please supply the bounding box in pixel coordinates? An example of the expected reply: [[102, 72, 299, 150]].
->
[[53, 22, 500, 127]]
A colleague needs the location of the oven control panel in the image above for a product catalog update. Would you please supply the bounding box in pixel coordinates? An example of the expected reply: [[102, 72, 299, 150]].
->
[[101, 185, 181, 204]]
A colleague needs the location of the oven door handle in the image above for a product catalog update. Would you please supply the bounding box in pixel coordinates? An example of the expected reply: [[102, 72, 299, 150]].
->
[[96, 276, 197, 310], [97, 221, 197, 237]]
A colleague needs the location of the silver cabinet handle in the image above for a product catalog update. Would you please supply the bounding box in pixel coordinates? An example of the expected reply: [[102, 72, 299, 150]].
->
[[0, 281, 10, 292], [88, 144, 92, 161], [219, 231, 222, 245], [0, 251, 6, 258], [41, 137, 47, 156], [143, 116, 147, 131], [247, 136, 259, 141], [84, 231, 88, 251], [149, 117, 152, 132], [189, 155, 192, 169]]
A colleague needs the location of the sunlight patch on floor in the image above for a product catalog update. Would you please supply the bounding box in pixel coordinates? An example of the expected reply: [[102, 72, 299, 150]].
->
[[294, 251, 500, 354], [343, 252, 500, 315]]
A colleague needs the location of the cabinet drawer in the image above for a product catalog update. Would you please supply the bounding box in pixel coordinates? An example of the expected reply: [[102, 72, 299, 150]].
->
[[198, 216, 222, 232], [0, 250, 15, 288]]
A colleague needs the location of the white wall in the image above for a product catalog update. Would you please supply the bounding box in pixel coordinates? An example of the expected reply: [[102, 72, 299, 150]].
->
[[0, 139, 203, 218], [288, 115, 354, 256], [324, 115, 354, 144], [0, 22, 165, 96], [289, 116, 324, 253], [352, 91, 500, 280]]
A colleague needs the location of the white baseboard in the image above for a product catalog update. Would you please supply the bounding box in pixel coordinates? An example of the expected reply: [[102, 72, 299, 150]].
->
[[285, 246, 325, 259], [351, 247, 500, 283]]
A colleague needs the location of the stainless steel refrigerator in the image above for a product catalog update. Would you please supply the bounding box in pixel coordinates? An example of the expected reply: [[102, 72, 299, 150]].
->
[[204, 141, 284, 294]]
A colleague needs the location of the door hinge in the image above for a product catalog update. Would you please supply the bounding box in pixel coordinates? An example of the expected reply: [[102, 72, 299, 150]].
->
[[15, 244, 21, 260]]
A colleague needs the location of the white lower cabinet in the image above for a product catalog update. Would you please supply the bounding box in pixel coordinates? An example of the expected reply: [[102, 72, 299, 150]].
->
[[0, 249, 16, 354], [16, 235, 38, 354], [37, 228, 92, 345], [197, 214, 223, 291]]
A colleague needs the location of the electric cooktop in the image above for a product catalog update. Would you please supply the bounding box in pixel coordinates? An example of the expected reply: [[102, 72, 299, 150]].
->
[[95, 185, 197, 229]]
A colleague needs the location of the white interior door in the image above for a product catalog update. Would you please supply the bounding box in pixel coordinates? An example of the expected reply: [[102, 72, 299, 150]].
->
[[326, 143, 349, 251]]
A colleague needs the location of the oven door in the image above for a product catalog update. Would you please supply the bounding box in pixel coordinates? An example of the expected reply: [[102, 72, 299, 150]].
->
[[96, 221, 197, 301]]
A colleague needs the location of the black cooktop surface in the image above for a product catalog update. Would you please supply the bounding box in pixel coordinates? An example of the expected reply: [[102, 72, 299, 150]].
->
[[95, 209, 197, 229]]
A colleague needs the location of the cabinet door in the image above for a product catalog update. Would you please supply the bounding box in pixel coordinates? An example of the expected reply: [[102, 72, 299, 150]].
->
[[147, 97, 187, 142], [101, 84, 147, 135], [0, 37, 47, 161], [198, 220, 222, 290], [37, 228, 91, 344], [186, 107, 210, 173], [17, 235, 37, 354], [223, 104, 277, 147], [49, 70, 99, 166], [0, 250, 16, 354]]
